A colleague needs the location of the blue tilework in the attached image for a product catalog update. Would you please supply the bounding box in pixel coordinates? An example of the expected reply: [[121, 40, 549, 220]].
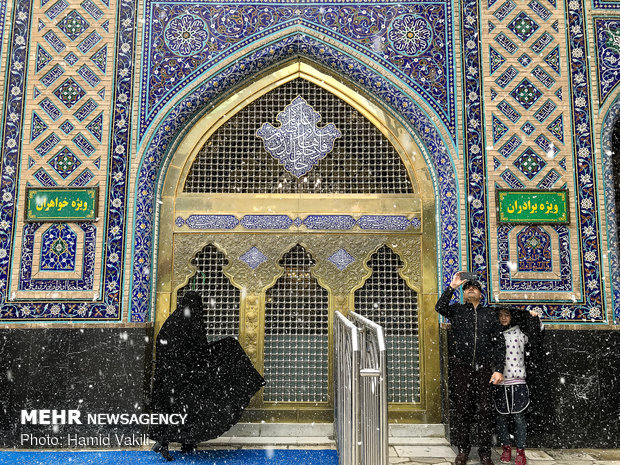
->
[[516, 226, 552, 272], [464, 0, 606, 320], [19, 223, 96, 292], [328, 248, 355, 271], [462, 0, 491, 300], [600, 98, 620, 323], [239, 246, 268, 270], [595, 19, 620, 104], [498, 224, 571, 291], [39, 224, 78, 272], [139, 2, 457, 142]]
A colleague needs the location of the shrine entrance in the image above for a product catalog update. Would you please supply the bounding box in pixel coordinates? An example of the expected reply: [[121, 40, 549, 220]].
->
[[155, 61, 441, 423]]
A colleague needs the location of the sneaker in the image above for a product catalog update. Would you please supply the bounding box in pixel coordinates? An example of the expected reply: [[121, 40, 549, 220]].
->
[[454, 451, 469, 465], [515, 448, 526, 465], [500, 445, 512, 463]]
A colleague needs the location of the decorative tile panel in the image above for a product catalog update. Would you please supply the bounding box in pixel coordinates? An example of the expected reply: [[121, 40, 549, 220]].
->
[[239, 246, 268, 270], [474, 0, 605, 320], [510, 78, 543, 109], [140, 2, 457, 141], [40, 224, 78, 271], [184, 215, 239, 230], [498, 224, 571, 291], [57, 10, 90, 41], [507, 12, 540, 42], [513, 147, 546, 180], [328, 248, 355, 271], [48, 147, 82, 178], [516, 226, 552, 272], [304, 215, 356, 230], [53, 77, 86, 108]]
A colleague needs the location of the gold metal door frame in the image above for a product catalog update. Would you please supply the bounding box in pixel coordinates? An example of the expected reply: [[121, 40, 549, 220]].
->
[[155, 60, 440, 423]]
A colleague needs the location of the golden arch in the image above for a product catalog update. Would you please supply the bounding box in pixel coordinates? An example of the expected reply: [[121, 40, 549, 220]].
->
[[155, 59, 440, 422]]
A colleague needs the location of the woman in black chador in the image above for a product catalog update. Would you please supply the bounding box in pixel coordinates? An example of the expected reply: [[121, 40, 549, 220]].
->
[[149, 291, 265, 461]]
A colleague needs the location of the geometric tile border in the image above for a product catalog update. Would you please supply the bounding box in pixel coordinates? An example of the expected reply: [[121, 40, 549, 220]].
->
[[0, 0, 133, 320], [462, 0, 607, 321]]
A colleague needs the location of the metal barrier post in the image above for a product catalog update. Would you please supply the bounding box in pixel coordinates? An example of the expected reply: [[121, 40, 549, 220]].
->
[[349, 311, 389, 465], [334, 311, 360, 465]]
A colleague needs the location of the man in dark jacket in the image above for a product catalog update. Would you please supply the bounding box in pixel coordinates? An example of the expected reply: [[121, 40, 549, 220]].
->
[[436, 272, 505, 465]]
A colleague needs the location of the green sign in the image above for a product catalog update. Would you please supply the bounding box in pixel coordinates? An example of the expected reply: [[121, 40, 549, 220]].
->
[[25, 187, 98, 221], [497, 189, 569, 224]]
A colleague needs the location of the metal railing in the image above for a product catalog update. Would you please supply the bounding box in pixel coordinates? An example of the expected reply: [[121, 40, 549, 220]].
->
[[334, 310, 388, 465]]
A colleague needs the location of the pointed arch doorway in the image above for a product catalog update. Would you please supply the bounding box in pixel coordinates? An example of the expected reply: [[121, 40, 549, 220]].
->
[[155, 61, 440, 423]]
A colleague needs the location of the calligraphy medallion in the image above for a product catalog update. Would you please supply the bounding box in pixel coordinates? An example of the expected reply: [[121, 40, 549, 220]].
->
[[256, 96, 341, 177]]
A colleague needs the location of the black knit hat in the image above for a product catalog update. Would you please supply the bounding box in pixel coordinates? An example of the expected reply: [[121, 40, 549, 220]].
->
[[463, 280, 482, 292]]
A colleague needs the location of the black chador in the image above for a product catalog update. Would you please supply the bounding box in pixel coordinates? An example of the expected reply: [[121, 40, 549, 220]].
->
[[149, 291, 265, 459]]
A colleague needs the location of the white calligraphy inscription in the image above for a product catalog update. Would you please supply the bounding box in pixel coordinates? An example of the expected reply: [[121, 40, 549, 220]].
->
[[256, 96, 342, 177]]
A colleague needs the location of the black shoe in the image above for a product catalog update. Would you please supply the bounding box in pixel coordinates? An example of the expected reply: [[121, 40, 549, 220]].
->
[[181, 443, 196, 453], [480, 456, 494, 465], [152, 442, 173, 461]]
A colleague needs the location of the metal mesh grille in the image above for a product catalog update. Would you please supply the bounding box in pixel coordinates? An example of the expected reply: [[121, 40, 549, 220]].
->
[[184, 78, 413, 194], [264, 244, 329, 402], [177, 244, 240, 340], [355, 245, 420, 403]]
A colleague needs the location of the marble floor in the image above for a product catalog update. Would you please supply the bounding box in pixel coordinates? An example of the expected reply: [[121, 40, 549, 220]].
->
[[209, 423, 620, 465]]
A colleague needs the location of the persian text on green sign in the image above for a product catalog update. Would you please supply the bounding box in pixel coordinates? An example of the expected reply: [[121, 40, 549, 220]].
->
[[26, 187, 98, 221], [497, 189, 569, 224]]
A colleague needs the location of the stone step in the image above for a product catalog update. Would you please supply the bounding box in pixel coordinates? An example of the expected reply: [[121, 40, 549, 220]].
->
[[221, 423, 446, 439]]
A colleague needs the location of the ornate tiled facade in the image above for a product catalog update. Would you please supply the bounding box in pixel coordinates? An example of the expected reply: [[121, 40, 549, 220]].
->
[[0, 0, 618, 324]]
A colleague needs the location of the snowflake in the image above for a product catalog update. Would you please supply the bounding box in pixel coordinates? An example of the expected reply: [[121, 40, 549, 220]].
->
[[164, 15, 209, 56]]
